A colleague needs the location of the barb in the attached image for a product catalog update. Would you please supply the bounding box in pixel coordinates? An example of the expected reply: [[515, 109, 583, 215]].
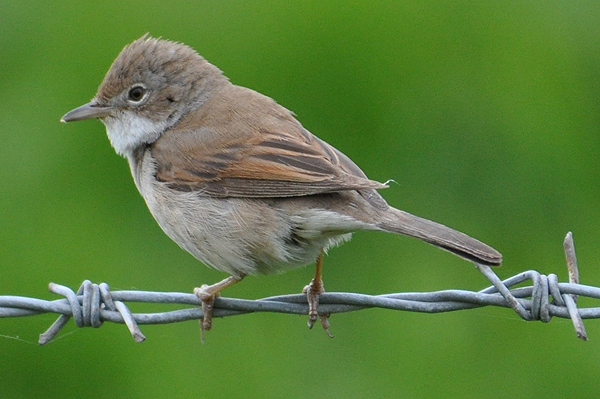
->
[[1, 232, 597, 344]]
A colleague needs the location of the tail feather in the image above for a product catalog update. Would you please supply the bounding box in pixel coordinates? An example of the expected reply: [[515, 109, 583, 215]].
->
[[379, 207, 502, 266]]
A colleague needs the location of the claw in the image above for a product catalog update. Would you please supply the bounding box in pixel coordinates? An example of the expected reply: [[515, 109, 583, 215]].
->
[[303, 279, 322, 329], [193, 275, 244, 343], [193, 285, 218, 343], [320, 315, 333, 338], [302, 251, 334, 337]]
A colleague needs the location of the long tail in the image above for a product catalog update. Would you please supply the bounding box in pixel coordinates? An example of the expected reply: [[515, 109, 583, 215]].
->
[[379, 207, 502, 266]]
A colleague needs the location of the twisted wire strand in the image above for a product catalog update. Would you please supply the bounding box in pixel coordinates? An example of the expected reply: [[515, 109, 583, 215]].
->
[[0, 232, 593, 344]]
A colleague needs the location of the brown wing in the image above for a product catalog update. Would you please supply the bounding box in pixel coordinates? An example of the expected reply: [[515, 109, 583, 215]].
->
[[151, 85, 388, 198]]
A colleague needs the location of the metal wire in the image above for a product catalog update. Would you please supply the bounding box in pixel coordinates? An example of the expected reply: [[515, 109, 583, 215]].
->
[[1, 232, 595, 344]]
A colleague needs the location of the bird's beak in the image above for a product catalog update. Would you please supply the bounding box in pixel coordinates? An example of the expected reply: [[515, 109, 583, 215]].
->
[[60, 100, 113, 123]]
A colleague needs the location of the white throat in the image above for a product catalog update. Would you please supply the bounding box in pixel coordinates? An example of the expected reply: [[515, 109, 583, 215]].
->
[[103, 111, 168, 157]]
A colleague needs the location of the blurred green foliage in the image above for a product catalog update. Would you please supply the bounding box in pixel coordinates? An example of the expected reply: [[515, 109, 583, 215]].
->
[[1, 1, 600, 398]]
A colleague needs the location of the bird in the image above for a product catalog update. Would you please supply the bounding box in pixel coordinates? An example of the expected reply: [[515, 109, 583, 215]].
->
[[61, 35, 502, 338]]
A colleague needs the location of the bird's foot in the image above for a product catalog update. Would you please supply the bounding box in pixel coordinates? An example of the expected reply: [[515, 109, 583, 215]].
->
[[194, 285, 219, 343], [193, 275, 244, 343], [302, 278, 333, 338]]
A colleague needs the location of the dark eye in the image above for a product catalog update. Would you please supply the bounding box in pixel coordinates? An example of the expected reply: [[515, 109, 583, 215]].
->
[[128, 85, 147, 102]]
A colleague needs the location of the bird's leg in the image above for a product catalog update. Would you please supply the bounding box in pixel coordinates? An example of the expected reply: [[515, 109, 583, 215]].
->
[[194, 275, 244, 341], [302, 251, 333, 337]]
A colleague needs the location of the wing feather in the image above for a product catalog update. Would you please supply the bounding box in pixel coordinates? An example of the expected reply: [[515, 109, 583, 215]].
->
[[151, 85, 388, 198]]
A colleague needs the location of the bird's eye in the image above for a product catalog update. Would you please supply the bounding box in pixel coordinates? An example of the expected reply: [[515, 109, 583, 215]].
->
[[128, 85, 147, 102]]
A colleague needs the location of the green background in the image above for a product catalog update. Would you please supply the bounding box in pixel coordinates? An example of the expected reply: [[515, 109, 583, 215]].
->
[[2, 1, 600, 398]]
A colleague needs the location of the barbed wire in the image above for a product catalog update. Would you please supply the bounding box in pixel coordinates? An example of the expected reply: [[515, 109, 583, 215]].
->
[[1, 232, 596, 344]]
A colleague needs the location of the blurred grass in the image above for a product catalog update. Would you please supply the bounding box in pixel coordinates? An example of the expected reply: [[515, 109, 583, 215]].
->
[[1, 1, 600, 398]]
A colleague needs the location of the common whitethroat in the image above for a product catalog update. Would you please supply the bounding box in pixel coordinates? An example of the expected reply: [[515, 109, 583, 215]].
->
[[61, 35, 502, 337]]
